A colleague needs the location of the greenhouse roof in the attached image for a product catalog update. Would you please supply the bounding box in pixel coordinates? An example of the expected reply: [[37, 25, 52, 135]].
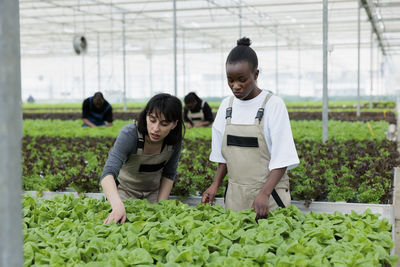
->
[[19, 0, 400, 57]]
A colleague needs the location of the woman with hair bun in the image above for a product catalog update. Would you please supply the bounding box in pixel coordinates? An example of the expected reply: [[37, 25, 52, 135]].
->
[[202, 37, 299, 221]]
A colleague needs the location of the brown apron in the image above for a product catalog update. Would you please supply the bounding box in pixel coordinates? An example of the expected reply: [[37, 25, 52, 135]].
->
[[222, 94, 291, 212], [117, 129, 174, 203], [187, 101, 206, 127]]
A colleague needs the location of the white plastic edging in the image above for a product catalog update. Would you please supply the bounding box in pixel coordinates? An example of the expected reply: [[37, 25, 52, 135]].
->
[[24, 191, 394, 224], [393, 165, 400, 258]]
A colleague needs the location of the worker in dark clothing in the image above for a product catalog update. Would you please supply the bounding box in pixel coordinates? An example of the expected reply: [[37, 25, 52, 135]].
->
[[183, 92, 214, 129], [82, 92, 113, 127]]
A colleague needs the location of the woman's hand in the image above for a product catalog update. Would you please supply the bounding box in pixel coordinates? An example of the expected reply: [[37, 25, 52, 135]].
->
[[201, 182, 219, 205], [103, 201, 126, 224], [157, 177, 174, 201], [101, 175, 126, 224], [252, 168, 287, 222], [202, 163, 227, 205], [252, 192, 270, 222]]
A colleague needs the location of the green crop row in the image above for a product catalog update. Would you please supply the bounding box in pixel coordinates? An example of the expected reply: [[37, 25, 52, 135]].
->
[[22, 108, 142, 113], [22, 108, 395, 115], [23, 194, 397, 266], [291, 120, 389, 142], [22, 136, 399, 204], [286, 108, 395, 113], [22, 119, 390, 142], [285, 100, 395, 109], [291, 140, 399, 203], [22, 103, 147, 109], [22, 120, 211, 140]]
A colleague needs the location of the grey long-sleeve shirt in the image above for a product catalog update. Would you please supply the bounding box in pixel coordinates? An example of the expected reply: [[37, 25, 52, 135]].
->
[[100, 123, 181, 184]]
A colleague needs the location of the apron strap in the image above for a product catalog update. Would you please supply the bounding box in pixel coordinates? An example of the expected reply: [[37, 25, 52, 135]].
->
[[271, 189, 285, 208], [137, 129, 145, 155], [225, 96, 234, 124], [254, 93, 272, 124]]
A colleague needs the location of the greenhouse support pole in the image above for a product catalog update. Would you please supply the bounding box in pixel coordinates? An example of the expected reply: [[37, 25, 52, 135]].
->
[[298, 40, 301, 97], [322, 0, 329, 143], [369, 28, 373, 109], [122, 13, 127, 111], [275, 25, 279, 95], [0, 0, 23, 266], [357, 0, 361, 117], [147, 53, 153, 97], [82, 53, 86, 99], [221, 46, 225, 97], [49, 78, 53, 99], [182, 29, 186, 95], [239, 0, 242, 38], [377, 47, 381, 96], [173, 0, 177, 96], [382, 56, 386, 96], [97, 32, 101, 92]]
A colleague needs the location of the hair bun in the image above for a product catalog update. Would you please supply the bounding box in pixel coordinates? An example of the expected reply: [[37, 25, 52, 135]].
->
[[237, 37, 251, 46]]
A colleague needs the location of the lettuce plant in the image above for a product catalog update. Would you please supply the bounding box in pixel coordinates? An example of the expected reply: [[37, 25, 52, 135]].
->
[[23, 194, 397, 266]]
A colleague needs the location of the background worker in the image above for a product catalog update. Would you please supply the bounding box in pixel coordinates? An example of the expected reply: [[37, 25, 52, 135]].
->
[[82, 92, 113, 127], [184, 92, 214, 129], [202, 37, 299, 221]]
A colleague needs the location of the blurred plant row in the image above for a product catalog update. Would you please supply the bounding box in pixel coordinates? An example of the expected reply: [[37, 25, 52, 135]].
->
[[22, 119, 399, 204]]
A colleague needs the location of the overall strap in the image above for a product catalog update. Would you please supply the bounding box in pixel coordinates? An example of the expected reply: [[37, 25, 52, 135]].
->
[[225, 96, 234, 124], [136, 129, 145, 154], [271, 189, 286, 208], [96, 103, 110, 116], [89, 97, 93, 110], [103, 103, 111, 114], [254, 93, 272, 124]]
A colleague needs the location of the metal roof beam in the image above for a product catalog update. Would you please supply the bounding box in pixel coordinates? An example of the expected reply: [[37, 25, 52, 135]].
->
[[378, 17, 400, 22], [20, 40, 379, 58], [20, 18, 371, 31], [20, 0, 352, 11], [360, 0, 387, 55], [375, 2, 400, 8], [20, 20, 375, 37]]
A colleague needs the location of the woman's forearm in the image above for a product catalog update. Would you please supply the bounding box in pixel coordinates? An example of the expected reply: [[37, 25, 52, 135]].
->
[[259, 167, 287, 196], [213, 163, 227, 186], [157, 177, 174, 201], [194, 121, 212, 128], [101, 175, 123, 208], [83, 118, 96, 128]]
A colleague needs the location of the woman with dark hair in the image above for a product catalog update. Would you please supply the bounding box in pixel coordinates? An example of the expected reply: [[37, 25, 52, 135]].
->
[[100, 93, 184, 224], [184, 92, 214, 128], [202, 37, 299, 221]]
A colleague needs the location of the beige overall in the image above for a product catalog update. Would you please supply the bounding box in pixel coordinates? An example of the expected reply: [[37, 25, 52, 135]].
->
[[117, 130, 174, 203], [222, 94, 291, 212], [187, 101, 205, 127]]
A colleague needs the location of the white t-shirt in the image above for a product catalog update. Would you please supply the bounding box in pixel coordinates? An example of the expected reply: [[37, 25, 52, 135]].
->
[[210, 90, 299, 171]]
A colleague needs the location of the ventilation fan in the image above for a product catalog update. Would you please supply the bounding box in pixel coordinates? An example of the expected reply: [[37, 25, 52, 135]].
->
[[73, 35, 88, 55]]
